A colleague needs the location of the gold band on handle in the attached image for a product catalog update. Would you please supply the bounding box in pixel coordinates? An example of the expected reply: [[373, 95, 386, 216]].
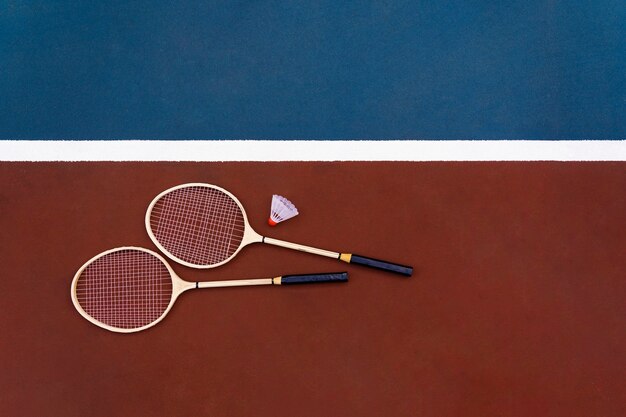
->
[[339, 253, 352, 263], [272, 276, 282, 285]]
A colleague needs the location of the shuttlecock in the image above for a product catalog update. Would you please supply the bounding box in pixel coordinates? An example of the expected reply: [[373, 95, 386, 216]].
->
[[268, 194, 299, 226]]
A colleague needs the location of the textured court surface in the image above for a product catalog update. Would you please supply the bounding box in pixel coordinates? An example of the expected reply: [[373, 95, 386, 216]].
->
[[0, 162, 624, 416]]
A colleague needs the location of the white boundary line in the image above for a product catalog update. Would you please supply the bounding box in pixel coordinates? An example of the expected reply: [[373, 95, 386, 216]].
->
[[0, 140, 625, 161]]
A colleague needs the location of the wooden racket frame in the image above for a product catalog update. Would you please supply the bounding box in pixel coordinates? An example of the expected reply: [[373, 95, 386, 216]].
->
[[70, 246, 277, 333], [145, 183, 339, 269]]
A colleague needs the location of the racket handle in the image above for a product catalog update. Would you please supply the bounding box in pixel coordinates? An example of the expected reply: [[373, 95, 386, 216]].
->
[[276, 272, 348, 285], [340, 253, 413, 277]]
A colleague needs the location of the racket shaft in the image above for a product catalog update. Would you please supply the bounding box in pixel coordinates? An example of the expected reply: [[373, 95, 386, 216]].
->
[[197, 278, 272, 288], [263, 237, 340, 258]]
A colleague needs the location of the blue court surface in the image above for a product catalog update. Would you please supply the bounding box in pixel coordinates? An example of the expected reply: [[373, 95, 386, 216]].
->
[[1, 1, 624, 139]]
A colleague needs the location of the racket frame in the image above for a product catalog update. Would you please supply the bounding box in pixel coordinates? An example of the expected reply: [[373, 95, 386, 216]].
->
[[70, 246, 274, 333], [145, 183, 412, 276], [146, 183, 341, 269], [71, 247, 184, 333], [146, 183, 265, 269]]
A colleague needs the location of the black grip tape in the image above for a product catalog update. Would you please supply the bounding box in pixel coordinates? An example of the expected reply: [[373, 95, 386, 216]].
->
[[351, 254, 413, 276], [280, 272, 348, 285]]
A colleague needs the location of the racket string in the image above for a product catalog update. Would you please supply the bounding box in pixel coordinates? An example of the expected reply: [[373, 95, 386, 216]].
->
[[75, 250, 173, 329], [149, 186, 246, 266]]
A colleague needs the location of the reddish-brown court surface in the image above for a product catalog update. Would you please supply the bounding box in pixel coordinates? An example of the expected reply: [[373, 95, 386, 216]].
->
[[1, 162, 624, 416]]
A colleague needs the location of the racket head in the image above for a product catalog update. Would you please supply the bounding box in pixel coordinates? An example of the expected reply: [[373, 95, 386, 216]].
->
[[70, 247, 183, 333], [145, 183, 260, 269]]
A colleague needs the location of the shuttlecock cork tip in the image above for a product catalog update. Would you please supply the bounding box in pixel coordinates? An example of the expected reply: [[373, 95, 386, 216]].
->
[[268, 217, 278, 226]]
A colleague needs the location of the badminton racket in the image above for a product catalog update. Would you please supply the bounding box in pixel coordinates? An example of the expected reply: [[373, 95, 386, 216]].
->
[[146, 183, 413, 276], [70, 247, 348, 333]]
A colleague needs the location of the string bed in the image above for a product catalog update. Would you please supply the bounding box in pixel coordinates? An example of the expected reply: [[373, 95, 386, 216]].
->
[[75, 249, 173, 329], [149, 186, 246, 266]]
